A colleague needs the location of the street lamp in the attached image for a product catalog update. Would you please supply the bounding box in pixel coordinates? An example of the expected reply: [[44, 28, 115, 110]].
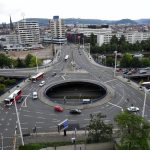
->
[[114, 51, 117, 77], [88, 43, 90, 57], [35, 54, 38, 73], [14, 95, 24, 146], [142, 88, 150, 118]]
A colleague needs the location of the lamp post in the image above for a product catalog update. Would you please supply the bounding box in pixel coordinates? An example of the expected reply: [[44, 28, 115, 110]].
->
[[142, 88, 150, 118], [1, 133, 3, 150], [82, 36, 84, 49], [114, 51, 117, 77], [88, 43, 90, 57], [35, 54, 38, 73], [14, 95, 24, 146]]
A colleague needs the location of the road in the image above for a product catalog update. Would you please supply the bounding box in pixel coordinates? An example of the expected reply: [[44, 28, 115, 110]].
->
[[0, 44, 150, 149]]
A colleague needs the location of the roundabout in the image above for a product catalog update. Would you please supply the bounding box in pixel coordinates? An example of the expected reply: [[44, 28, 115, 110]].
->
[[39, 79, 115, 109]]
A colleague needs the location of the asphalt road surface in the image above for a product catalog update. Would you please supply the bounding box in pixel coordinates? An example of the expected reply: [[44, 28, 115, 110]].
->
[[0, 44, 149, 149]]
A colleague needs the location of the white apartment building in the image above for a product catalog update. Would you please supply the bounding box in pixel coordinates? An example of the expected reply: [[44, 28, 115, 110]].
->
[[97, 31, 150, 46], [76, 27, 112, 37], [49, 16, 66, 39], [16, 20, 40, 45]]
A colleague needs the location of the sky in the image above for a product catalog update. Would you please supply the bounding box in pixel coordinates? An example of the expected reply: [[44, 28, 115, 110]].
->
[[0, 0, 150, 23]]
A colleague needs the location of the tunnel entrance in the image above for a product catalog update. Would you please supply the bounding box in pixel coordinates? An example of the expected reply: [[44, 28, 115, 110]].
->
[[46, 81, 107, 106]]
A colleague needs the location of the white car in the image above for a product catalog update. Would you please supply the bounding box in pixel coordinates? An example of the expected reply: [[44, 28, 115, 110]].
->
[[39, 80, 45, 87], [127, 106, 139, 112]]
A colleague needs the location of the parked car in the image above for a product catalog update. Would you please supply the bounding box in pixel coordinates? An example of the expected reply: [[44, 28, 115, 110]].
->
[[127, 106, 139, 112], [70, 109, 81, 114], [39, 80, 45, 87], [54, 105, 63, 112]]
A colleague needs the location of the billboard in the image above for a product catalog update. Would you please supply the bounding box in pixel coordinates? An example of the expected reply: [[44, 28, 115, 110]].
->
[[58, 119, 69, 132]]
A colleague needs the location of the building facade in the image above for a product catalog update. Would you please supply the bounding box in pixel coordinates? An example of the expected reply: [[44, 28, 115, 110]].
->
[[16, 20, 40, 45], [49, 16, 66, 39], [97, 31, 150, 46]]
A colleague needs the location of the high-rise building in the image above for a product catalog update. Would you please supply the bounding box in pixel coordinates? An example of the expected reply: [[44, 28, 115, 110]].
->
[[16, 19, 40, 45], [49, 16, 65, 39]]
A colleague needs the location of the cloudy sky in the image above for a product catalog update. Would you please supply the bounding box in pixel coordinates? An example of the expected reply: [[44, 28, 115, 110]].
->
[[0, 0, 149, 23]]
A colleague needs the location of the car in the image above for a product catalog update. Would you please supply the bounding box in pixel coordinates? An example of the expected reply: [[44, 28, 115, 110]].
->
[[127, 106, 139, 112], [17, 97, 24, 103], [52, 72, 57, 77], [54, 105, 63, 112], [39, 80, 45, 87], [70, 109, 81, 114]]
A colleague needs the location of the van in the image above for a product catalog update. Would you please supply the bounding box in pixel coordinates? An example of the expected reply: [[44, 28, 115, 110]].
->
[[32, 92, 38, 100], [82, 99, 91, 104]]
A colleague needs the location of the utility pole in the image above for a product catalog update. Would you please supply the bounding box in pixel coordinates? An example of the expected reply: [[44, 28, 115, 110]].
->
[[114, 51, 117, 77], [14, 96, 24, 146]]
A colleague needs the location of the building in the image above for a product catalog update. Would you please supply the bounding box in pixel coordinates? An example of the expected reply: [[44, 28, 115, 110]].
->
[[97, 31, 150, 46], [49, 16, 66, 39], [16, 19, 40, 45], [76, 26, 112, 37]]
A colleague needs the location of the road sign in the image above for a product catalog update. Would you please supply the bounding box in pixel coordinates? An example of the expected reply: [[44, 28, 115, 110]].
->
[[58, 119, 68, 132]]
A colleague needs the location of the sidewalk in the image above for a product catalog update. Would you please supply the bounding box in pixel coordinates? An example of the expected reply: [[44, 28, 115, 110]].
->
[[17, 130, 114, 150]]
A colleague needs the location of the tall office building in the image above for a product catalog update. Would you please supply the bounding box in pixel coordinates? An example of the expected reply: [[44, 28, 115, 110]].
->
[[49, 16, 65, 39], [16, 19, 40, 45]]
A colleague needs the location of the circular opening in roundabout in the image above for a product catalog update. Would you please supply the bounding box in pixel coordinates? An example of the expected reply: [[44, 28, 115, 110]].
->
[[45, 81, 107, 106]]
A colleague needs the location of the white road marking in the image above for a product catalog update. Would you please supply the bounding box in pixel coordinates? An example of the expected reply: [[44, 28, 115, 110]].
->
[[21, 122, 28, 125], [62, 76, 65, 80], [21, 94, 30, 108], [84, 119, 90, 121], [21, 128, 28, 130], [37, 116, 46, 119], [49, 126, 57, 129], [36, 122, 44, 124], [22, 110, 31, 113], [104, 79, 117, 83], [23, 114, 32, 117], [69, 120, 77, 122], [52, 120, 60, 123], [108, 102, 123, 110]]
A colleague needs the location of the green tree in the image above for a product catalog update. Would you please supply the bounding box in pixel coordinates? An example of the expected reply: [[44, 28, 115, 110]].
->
[[0, 84, 5, 93], [24, 54, 42, 68], [24, 54, 33, 67], [16, 58, 25, 68], [90, 33, 96, 47], [140, 58, 150, 67], [0, 53, 12, 68], [130, 57, 141, 68], [87, 113, 113, 143], [120, 53, 132, 68], [115, 111, 150, 150], [106, 57, 114, 67], [110, 35, 118, 45]]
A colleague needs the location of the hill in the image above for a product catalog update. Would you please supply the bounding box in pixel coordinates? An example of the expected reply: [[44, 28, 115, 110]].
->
[[22, 18, 150, 26]]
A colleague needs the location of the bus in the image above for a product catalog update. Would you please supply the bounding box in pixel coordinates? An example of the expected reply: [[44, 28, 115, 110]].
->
[[64, 55, 69, 61], [31, 72, 44, 82], [4, 89, 22, 106], [141, 82, 150, 90]]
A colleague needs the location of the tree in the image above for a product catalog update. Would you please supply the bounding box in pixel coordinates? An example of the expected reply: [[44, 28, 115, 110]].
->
[[87, 113, 113, 143], [106, 57, 114, 67], [120, 53, 132, 68], [16, 58, 25, 68], [0, 84, 5, 93], [90, 33, 96, 47], [24, 54, 33, 67], [24, 54, 42, 68], [110, 35, 118, 45], [115, 111, 150, 150]]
